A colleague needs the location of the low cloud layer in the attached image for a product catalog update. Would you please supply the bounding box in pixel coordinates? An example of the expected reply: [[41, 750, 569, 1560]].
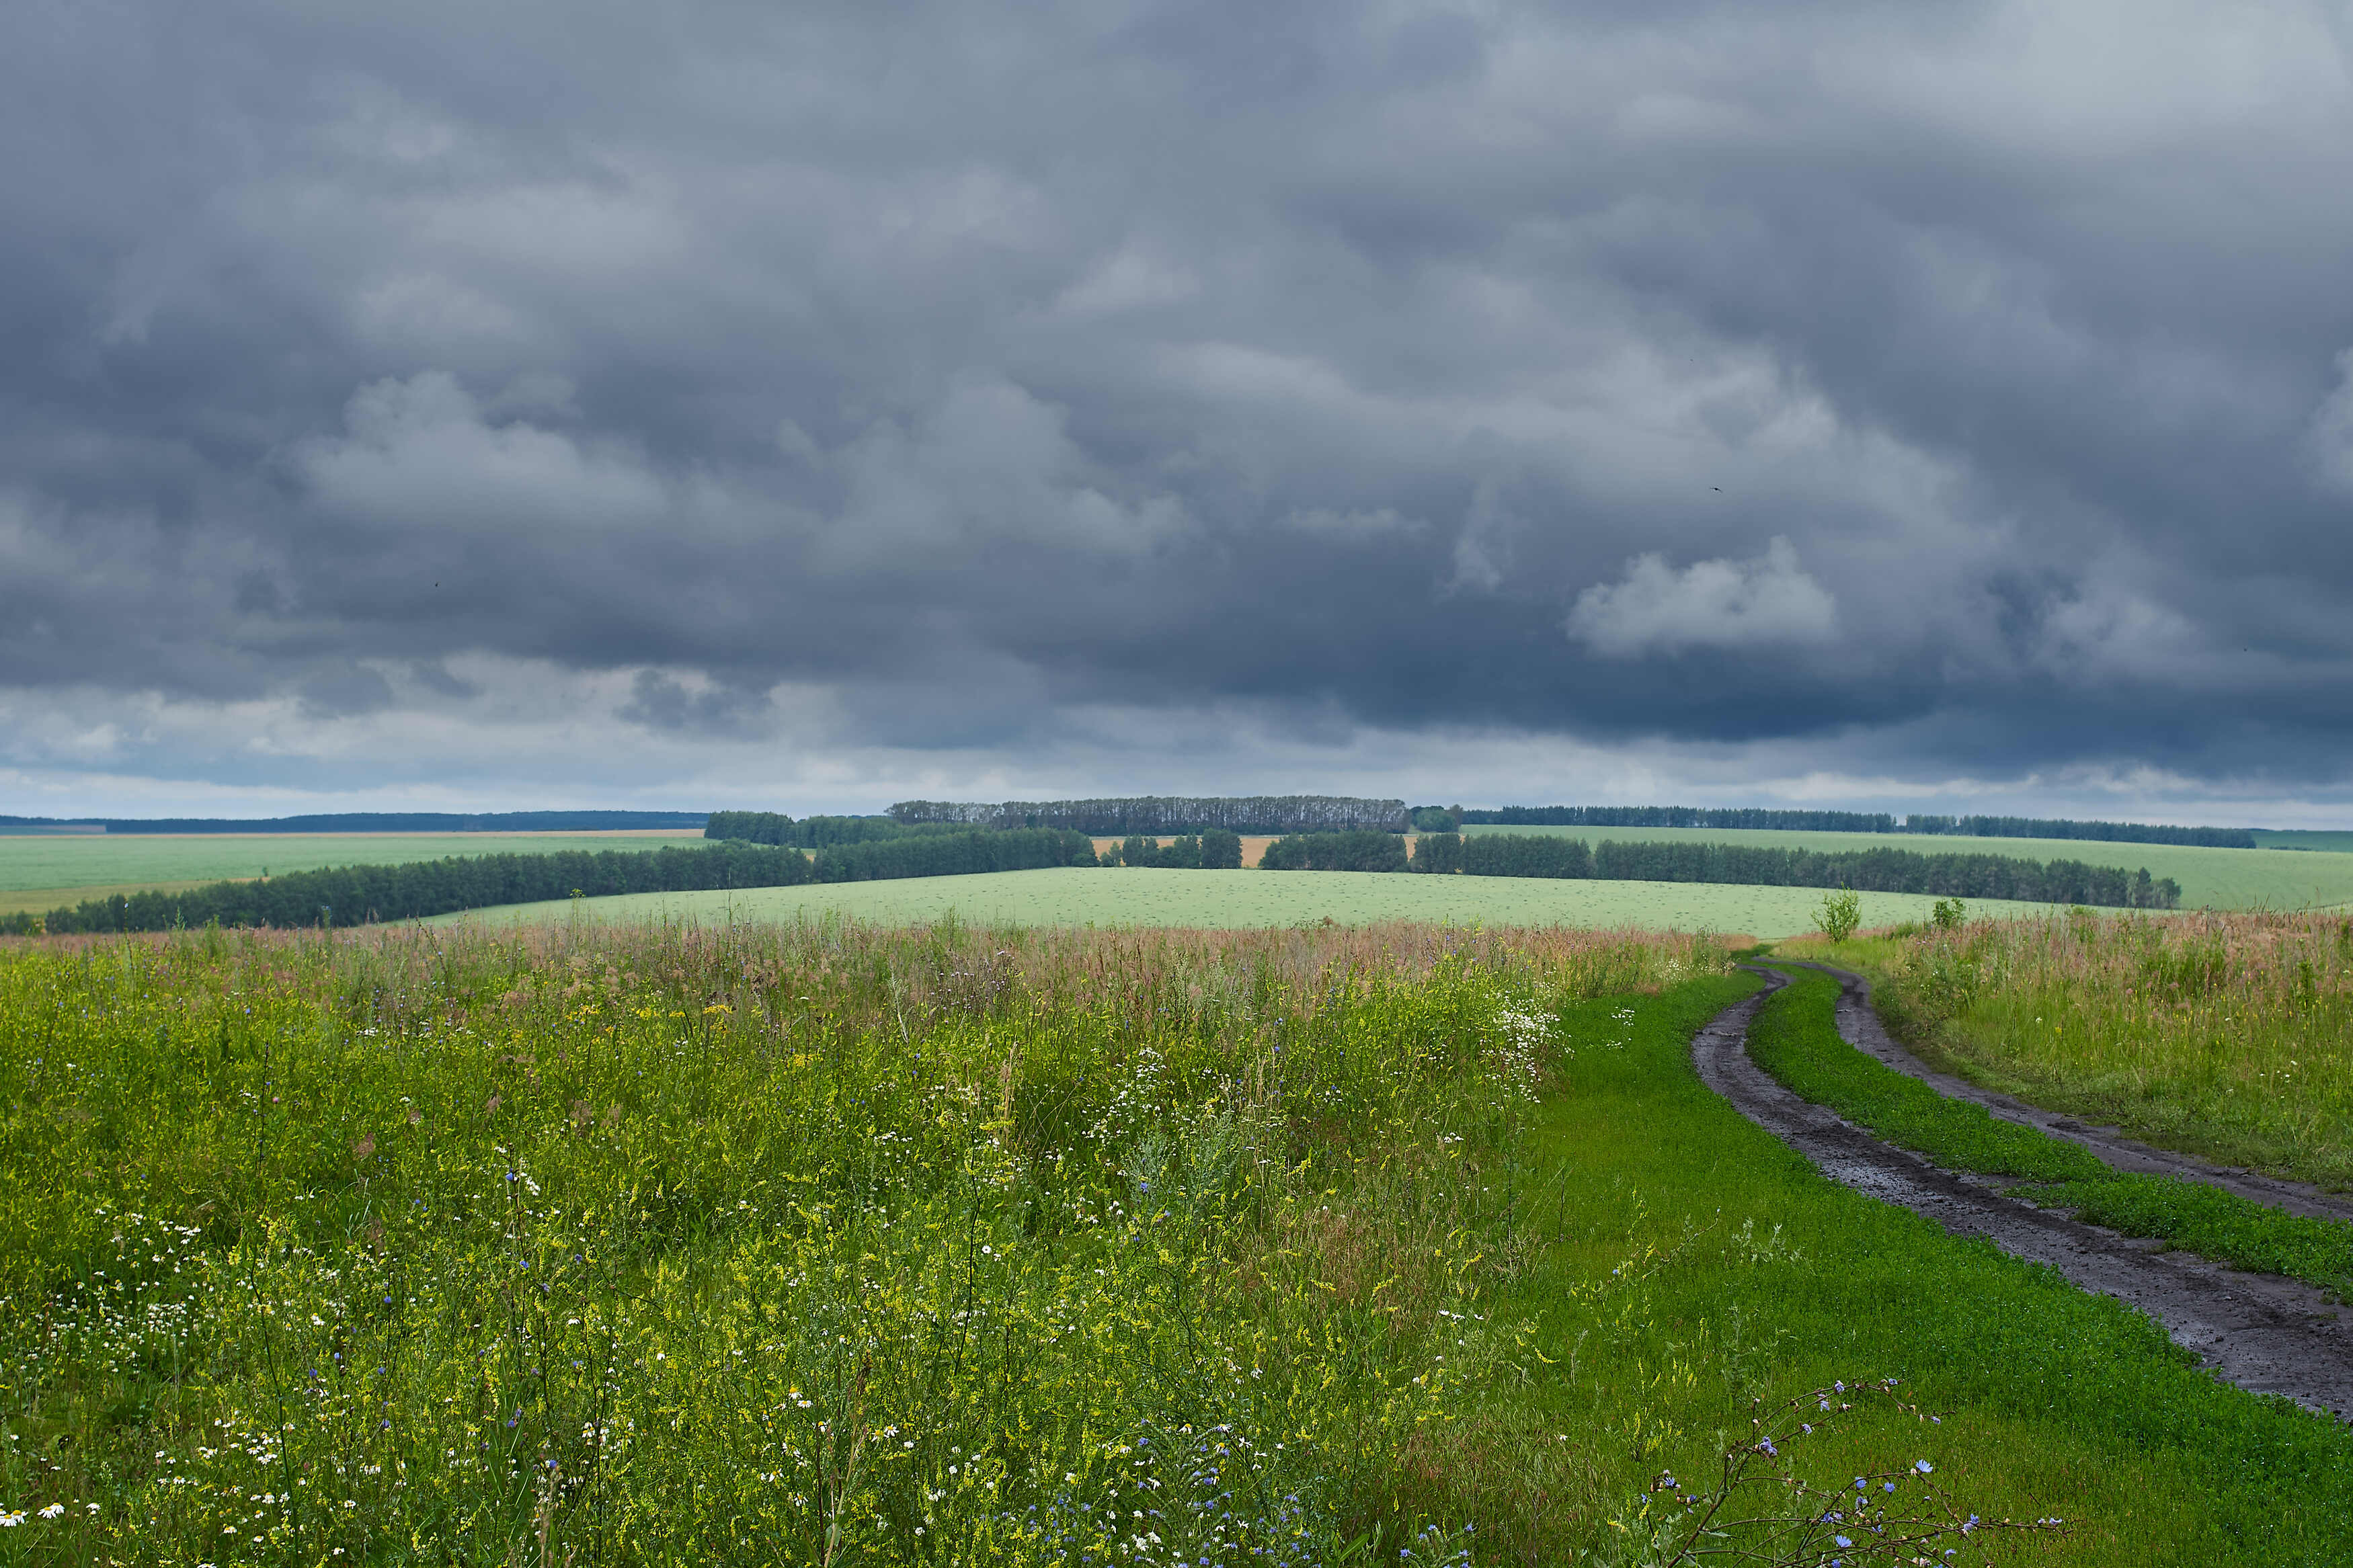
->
[[4, 1, 2352, 819]]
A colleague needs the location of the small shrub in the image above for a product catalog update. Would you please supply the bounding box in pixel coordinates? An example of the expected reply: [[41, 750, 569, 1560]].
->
[[1814, 889, 1862, 944]]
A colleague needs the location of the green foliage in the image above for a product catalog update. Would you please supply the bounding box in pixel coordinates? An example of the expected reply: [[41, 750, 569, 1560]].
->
[[1409, 833, 1464, 875], [890, 796, 1408, 834], [1930, 897, 1967, 931], [1258, 831, 1410, 873], [705, 811, 942, 848], [1461, 833, 1589, 879], [1408, 806, 1463, 833], [811, 829, 1098, 882], [1815, 890, 1863, 944]]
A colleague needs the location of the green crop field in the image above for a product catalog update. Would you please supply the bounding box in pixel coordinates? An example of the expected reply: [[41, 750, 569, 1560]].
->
[[2252, 829, 2353, 854], [1459, 824, 2353, 911], [0, 830, 705, 915], [431, 866, 2060, 938]]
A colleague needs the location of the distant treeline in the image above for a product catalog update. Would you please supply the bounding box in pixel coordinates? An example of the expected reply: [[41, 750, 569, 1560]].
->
[[703, 811, 966, 849], [0, 811, 710, 835], [1901, 815, 2254, 849], [889, 796, 1408, 835], [1103, 831, 1244, 869], [3, 830, 1096, 935], [1460, 805, 2254, 850], [1261, 831, 2180, 909], [1259, 831, 1410, 872]]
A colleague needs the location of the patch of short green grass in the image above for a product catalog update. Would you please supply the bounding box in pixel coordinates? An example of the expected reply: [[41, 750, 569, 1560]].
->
[[2013, 1173, 2353, 1301]]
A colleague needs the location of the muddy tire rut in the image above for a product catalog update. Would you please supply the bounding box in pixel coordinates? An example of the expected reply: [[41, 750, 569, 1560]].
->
[[1696, 970, 2353, 1420]]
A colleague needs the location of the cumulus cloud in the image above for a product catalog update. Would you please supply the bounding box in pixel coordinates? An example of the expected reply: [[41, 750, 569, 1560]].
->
[[1566, 538, 1839, 659]]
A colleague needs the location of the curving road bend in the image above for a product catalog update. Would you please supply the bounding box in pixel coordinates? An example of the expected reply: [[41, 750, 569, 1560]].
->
[[1695, 971, 2353, 1420], [1777, 960, 2353, 1225]]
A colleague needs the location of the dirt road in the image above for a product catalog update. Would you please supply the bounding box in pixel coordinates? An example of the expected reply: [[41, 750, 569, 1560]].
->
[[1696, 971, 2353, 1419]]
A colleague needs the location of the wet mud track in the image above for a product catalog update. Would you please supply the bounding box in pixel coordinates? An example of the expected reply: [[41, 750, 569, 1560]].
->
[[1780, 960, 2353, 1225], [1696, 971, 2353, 1420]]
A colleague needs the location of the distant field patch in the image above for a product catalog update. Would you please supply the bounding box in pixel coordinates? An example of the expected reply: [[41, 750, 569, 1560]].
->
[[1460, 823, 2353, 911], [0, 830, 706, 901], [431, 866, 2061, 937]]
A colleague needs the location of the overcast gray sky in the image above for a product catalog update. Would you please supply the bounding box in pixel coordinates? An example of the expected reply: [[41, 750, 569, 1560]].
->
[[5, 0, 2352, 821]]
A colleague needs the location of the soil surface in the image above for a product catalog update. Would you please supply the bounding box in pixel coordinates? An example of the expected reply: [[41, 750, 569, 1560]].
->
[[1780, 960, 2353, 1223], [1697, 971, 2353, 1420]]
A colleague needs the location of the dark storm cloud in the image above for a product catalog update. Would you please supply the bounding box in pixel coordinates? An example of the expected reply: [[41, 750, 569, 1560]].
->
[[5, 0, 2353, 804]]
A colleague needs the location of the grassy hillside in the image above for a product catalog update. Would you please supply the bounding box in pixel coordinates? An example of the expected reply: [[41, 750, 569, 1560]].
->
[[431, 865, 2062, 938], [1462, 824, 2353, 910]]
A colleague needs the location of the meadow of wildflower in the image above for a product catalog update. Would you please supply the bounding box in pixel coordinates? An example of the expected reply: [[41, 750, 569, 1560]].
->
[[3, 916, 2350, 1565], [1778, 911, 2353, 1190]]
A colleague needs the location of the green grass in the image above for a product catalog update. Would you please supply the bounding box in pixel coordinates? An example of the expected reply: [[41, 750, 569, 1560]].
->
[[1462, 825, 2353, 911], [0, 830, 706, 899], [1780, 914, 2353, 1192], [430, 866, 2061, 939], [1749, 966, 2353, 1301], [5, 921, 2351, 1563]]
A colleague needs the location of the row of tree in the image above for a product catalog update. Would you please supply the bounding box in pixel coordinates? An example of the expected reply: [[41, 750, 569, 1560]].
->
[[1897, 815, 2254, 848], [3, 829, 1099, 934], [1462, 805, 1903, 831], [888, 795, 1409, 834], [813, 829, 1096, 882], [704, 811, 962, 848], [1456, 804, 2253, 849], [1254, 831, 2180, 908], [1101, 831, 1245, 869], [1259, 831, 1410, 872]]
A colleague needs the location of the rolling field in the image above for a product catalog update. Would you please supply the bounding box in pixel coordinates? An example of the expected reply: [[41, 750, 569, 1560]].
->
[[432, 865, 2061, 938], [1462, 823, 2353, 910], [0, 829, 705, 915]]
